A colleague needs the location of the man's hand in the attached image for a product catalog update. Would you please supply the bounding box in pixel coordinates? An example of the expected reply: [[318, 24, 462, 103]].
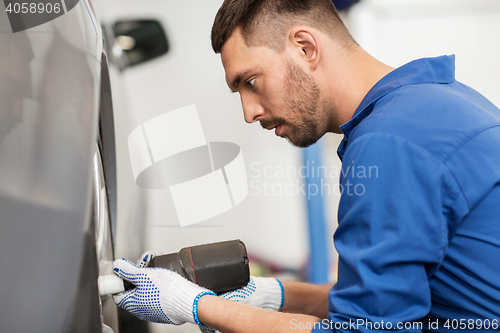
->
[[112, 255, 215, 325], [220, 276, 284, 311]]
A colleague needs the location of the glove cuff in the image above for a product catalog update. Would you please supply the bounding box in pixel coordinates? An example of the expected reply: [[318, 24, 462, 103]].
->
[[276, 279, 284, 310], [257, 277, 284, 311], [222, 276, 284, 312], [193, 291, 217, 326]]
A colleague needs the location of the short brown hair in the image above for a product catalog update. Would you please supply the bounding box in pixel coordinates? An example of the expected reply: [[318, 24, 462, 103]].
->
[[211, 0, 355, 54]]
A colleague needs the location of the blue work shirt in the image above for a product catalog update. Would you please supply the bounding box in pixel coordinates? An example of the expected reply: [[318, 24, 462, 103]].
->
[[312, 56, 500, 332]]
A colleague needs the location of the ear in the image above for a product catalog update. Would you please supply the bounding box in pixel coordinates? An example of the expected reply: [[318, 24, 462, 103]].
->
[[288, 27, 321, 70]]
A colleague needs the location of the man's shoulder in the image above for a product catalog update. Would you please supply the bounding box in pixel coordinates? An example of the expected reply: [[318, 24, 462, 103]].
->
[[350, 80, 500, 162]]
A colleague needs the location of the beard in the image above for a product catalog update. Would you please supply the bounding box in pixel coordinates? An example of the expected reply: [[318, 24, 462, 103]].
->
[[260, 56, 324, 148]]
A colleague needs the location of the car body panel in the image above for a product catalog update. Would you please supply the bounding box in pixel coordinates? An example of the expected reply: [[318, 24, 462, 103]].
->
[[0, 0, 103, 331]]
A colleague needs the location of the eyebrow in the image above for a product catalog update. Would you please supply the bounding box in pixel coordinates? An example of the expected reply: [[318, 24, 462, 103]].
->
[[229, 67, 256, 93]]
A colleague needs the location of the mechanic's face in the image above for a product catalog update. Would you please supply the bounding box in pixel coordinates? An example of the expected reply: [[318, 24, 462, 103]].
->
[[221, 28, 327, 148]]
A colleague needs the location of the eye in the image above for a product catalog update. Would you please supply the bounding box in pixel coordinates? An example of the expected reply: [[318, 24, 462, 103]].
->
[[247, 78, 256, 88]]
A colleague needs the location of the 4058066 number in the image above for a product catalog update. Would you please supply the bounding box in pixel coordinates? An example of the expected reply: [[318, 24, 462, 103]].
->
[[5, 2, 61, 14]]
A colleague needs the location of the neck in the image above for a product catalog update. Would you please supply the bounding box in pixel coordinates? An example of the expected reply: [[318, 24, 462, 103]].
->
[[322, 45, 394, 133]]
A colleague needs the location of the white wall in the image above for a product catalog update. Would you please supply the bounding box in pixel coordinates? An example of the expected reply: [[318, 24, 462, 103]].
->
[[347, 0, 500, 107]]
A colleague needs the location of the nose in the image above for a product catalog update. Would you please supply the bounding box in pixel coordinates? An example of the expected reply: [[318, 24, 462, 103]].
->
[[240, 93, 265, 123]]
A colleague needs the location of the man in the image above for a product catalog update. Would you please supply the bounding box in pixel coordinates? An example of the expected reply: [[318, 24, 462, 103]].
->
[[112, 0, 500, 332]]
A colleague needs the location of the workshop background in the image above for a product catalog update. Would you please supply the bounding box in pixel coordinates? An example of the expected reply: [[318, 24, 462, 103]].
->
[[101, 0, 500, 332]]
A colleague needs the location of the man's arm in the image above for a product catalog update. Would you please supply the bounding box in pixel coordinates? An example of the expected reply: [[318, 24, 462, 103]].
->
[[198, 294, 322, 333], [280, 281, 333, 319]]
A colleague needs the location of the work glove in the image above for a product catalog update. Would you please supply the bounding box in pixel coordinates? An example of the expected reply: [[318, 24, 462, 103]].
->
[[220, 276, 284, 311], [112, 252, 215, 325], [199, 276, 284, 333]]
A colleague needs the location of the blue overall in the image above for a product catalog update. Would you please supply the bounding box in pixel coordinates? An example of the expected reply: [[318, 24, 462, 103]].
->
[[313, 56, 500, 332]]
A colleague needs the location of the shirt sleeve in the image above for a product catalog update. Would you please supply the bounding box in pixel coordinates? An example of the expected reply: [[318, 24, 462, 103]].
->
[[317, 132, 466, 332]]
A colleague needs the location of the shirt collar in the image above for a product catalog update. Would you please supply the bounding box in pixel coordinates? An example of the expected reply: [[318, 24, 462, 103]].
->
[[337, 55, 456, 159], [340, 55, 456, 137]]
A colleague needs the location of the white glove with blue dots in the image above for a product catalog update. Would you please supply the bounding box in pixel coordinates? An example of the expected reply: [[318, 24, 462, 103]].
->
[[112, 252, 215, 325], [220, 276, 284, 311], [199, 276, 284, 333]]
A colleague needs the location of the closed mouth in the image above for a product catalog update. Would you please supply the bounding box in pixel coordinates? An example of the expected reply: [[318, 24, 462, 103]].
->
[[262, 123, 280, 131]]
